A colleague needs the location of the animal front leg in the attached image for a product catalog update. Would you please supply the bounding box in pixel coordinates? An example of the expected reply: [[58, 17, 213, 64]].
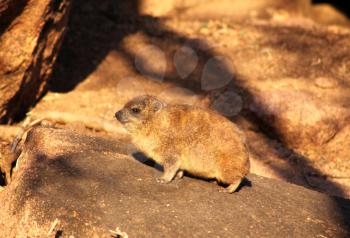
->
[[175, 170, 184, 180], [157, 160, 180, 184]]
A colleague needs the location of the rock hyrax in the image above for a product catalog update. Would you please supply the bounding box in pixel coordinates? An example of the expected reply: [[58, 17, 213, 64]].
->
[[115, 95, 250, 193]]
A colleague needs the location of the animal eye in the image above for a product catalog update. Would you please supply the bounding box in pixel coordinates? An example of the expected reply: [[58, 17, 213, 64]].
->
[[131, 108, 141, 113]]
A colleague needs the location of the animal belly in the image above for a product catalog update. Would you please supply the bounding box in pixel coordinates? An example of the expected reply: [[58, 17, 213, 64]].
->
[[181, 156, 216, 179]]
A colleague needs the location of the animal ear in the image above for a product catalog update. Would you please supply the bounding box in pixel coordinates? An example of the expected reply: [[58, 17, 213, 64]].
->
[[151, 98, 165, 112]]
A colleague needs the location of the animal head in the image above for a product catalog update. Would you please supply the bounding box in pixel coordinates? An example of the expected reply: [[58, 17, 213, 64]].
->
[[115, 95, 165, 132]]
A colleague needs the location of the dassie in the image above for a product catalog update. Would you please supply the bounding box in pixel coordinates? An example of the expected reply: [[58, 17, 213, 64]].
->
[[115, 95, 250, 193]]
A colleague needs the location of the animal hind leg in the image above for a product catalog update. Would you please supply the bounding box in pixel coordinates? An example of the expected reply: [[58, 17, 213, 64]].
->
[[175, 170, 184, 179], [218, 178, 242, 193]]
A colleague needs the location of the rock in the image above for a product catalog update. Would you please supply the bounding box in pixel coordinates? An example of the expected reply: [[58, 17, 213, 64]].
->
[[248, 79, 350, 149], [28, 1, 350, 196], [0, 127, 349, 237], [224, 21, 350, 179], [314, 77, 339, 89], [0, 0, 71, 123], [311, 3, 350, 26], [138, 0, 312, 19], [138, 0, 176, 17]]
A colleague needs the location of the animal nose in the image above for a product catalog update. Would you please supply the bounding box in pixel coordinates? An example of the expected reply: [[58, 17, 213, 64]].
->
[[115, 111, 122, 121]]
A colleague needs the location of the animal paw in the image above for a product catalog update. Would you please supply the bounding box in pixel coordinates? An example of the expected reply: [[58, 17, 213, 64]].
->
[[218, 187, 232, 193], [174, 170, 184, 180], [156, 177, 169, 184]]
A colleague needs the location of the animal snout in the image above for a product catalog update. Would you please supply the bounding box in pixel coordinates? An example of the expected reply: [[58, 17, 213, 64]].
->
[[115, 110, 123, 121], [115, 110, 128, 123]]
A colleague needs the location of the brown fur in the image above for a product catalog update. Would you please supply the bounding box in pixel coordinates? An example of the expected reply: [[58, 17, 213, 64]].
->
[[115, 95, 250, 193]]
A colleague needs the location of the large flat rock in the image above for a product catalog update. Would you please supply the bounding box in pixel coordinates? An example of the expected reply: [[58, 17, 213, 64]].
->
[[0, 127, 349, 237], [30, 0, 350, 197]]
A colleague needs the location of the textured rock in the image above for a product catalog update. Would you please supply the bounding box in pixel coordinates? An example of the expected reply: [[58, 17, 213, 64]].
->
[[27, 0, 350, 196], [248, 79, 350, 149], [0, 0, 71, 123], [0, 127, 349, 237]]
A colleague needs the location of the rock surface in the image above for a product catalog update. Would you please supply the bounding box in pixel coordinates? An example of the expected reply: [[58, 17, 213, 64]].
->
[[0, 127, 349, 237], [138, 0, 349, 27], [0, 0, 71, 123], [26, 0, 350, 197], [138, 0, 312, 18]]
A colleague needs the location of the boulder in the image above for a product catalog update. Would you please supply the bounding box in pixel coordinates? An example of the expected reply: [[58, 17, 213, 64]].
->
[[0, 0, 71, 123], [248, 78, 350, 150], [0, 127, 349, 237]]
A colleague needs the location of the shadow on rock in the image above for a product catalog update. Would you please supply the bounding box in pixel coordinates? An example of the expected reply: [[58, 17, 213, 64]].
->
[[46, 0, 350, 230]]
